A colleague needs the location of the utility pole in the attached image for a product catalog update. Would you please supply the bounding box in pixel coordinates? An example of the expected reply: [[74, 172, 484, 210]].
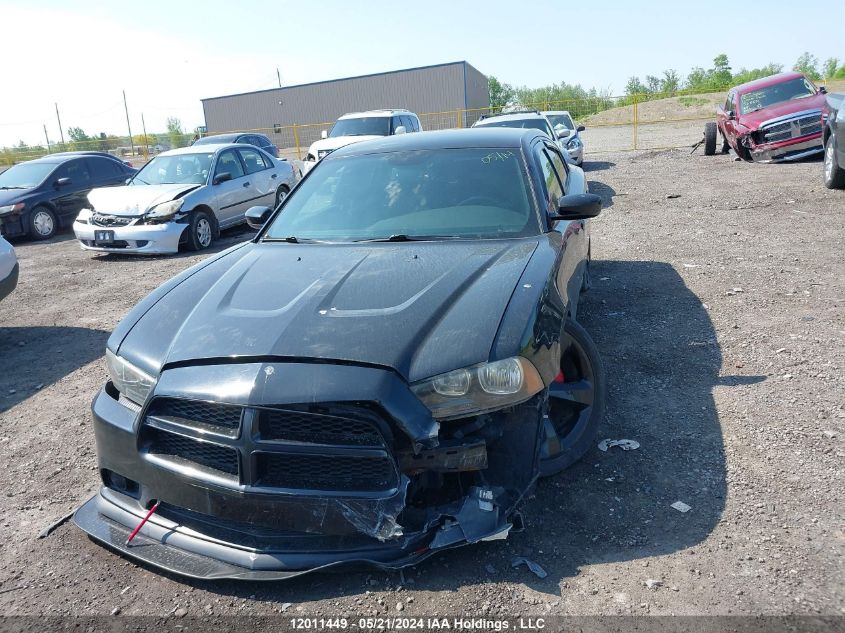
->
[[141, 113, 150, 157], [55, 103, 65, 145], [123, 90, 135, 156], [277, 68, 282, 88], [43, 124, 51, 153]]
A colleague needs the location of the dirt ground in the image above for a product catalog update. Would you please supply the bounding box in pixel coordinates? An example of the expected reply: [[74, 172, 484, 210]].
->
[[0, 147, 842, 620]]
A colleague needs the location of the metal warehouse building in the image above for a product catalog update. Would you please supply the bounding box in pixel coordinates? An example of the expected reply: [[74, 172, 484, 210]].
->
[[200, 61, 489, 156]]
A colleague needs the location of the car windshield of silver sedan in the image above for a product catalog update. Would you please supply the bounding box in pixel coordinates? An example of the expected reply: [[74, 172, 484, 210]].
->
[[0, 162, 55, 189], [263, 148, 538, 242], [329, 117, 390, 137], [547, 114, 575, 133], [740, 78, 817, 114], [131, 153, 213, 186]]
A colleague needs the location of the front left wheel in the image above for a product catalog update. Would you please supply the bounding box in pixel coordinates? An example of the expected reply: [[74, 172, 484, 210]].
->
[[184, 210, 214, 251], [704, 122, 718, 156], [824, 136, 845, 190], [29, 205, 57, 240], [540, 318, 606, 477]]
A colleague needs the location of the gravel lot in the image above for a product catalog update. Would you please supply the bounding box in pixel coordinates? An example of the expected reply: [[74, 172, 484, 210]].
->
[[0, 148, 842, 620]]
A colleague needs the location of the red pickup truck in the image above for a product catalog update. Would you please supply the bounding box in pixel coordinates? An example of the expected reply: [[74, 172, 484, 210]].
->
[[704, 72, 827, 162]]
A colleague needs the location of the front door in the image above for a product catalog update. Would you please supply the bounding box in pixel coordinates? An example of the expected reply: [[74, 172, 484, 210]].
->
[[211, 149, 249, 227]]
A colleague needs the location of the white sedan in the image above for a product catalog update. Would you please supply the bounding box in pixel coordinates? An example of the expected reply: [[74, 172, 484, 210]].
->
[[0, 236, 17, 302], [73, 144, 298, 255]]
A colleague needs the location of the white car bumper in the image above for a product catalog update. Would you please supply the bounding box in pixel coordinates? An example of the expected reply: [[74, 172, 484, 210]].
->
[[567, 145, 584, 164], [73, 220, 187, 255]]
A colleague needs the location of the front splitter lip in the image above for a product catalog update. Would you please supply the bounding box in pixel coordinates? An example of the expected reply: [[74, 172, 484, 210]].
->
[[73, 490, 453, 581]]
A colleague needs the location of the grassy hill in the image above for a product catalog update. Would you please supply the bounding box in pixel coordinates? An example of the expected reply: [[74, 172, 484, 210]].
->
[[584, 79, 845, 126]]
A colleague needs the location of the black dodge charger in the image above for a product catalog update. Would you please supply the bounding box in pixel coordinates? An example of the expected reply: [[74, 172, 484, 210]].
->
[[74, 128, 606, 579]]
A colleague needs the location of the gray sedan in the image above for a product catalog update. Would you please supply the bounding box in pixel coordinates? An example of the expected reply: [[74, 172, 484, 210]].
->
[[73, 144, 298, 255]]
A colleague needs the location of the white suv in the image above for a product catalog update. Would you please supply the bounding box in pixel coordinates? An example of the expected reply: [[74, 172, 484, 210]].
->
[[303, 109, 423, 174]]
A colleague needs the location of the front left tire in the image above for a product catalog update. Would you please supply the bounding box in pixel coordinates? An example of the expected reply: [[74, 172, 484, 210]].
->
[[704, 122, 718, 156], [29, 205, 57, 240], [184, 210, 214, 251], [540, 318, 606, 477]]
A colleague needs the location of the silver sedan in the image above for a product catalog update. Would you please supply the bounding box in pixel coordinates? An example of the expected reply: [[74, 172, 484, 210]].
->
[[73, 143, 298, 255]]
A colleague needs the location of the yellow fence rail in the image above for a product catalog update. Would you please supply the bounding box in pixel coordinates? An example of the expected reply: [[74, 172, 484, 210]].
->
[[13, 80, 842, 167]]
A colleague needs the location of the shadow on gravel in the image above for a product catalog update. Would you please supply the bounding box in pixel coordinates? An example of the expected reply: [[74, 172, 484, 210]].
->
[[0, 326, 109, 412], [582, 160, 616, 172], [588, 181, 616, 209], [140, 259, 742, 602]]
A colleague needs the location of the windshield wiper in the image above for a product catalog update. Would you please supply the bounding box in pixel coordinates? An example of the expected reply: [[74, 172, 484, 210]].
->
[[0, 186, 25, 190], [356, 234, 463, 242], [264, 235, 316, 244]]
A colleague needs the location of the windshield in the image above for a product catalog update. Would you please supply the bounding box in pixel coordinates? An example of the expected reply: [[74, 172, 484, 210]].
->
[[132, 153, 213, 185], [329, 117, 390, 138], [476, 118, 552, 137], [0, 162, 56, 189], [263, 148, 538, 242], [546, 114, 575, 135], [740, 77, 817, 114]]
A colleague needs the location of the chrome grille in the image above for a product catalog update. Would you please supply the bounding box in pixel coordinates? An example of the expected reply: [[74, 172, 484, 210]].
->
[[91, 213, 135, 227], [760, 111, 822, 144], [138, 398, 399, 495]]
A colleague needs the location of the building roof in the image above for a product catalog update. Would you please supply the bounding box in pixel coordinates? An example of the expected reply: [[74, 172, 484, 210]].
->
[[201, 61, 482, 102]]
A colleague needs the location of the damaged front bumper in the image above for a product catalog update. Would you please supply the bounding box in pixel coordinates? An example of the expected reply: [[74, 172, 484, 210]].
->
[[747, 135, 824, 163], [73, 362, 543, 579]]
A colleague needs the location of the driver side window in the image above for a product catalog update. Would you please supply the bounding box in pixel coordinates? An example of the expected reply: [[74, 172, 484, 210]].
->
[[536, 147, 564, 212], [215, 150, 245, 179]]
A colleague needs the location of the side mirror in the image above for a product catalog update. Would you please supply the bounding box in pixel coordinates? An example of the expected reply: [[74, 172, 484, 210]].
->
[[320, 130, 328, 139], [556, 129, 572, 139], [819, 86, 827, 94], [549, 193, 602, 222], [212, 172, 232, 185], [245, 205, 272, 230], [394, 125, 407, 135], [54, 177, 72, 188], [726, 110, 736, 120], [577, 125, 586, 132]]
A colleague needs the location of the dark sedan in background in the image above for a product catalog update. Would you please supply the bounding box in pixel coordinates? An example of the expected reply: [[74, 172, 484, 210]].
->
[[823, 92, 845, 189], [0, 152, 136, 240], [74, 128, 604, 579], [193, 132, 279, 158]]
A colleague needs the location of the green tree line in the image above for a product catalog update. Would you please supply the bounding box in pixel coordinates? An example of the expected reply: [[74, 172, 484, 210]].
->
[[489, 51, 845, 114]]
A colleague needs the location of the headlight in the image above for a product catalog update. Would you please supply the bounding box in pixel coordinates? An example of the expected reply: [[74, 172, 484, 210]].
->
[[76, 208, 93, 224], [567, 137, 582, 150], [106, 349, 157, 405], [145, 199, 184, 221], [0, 202, 24, 214], [411, 357, 544, 420]]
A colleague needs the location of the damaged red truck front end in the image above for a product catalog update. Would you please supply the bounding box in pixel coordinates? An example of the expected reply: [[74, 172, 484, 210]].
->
[[716, 72, 827, 163]]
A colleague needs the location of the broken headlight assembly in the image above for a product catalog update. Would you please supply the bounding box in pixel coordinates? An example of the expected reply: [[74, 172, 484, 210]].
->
[[144, 199, 184, 222], [105, 349, 157, 405], [0, 202, 25, 215], [411, 356, 544, 420]]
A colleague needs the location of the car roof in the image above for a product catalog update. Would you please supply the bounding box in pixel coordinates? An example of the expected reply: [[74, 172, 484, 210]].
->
[[474, 112, 547, 124], [159, 143, 242, 156], [733, 72, 807, 94], [330, 128, 545, 157], [23, 154, 84, 165], [338, 109, 415, 120], [194, 133, 241, 142]]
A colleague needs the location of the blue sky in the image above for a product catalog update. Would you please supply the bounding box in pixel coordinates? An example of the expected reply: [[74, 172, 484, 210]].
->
[[1, 0, 842, 146]]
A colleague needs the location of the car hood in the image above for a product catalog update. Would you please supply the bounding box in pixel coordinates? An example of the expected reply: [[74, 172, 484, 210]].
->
[[0, 188, 31, 207], [87, 183, 201, 216], [115, 239, 539, 383], [738, 94, 827, 129], [308, 135, 384, 154]]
